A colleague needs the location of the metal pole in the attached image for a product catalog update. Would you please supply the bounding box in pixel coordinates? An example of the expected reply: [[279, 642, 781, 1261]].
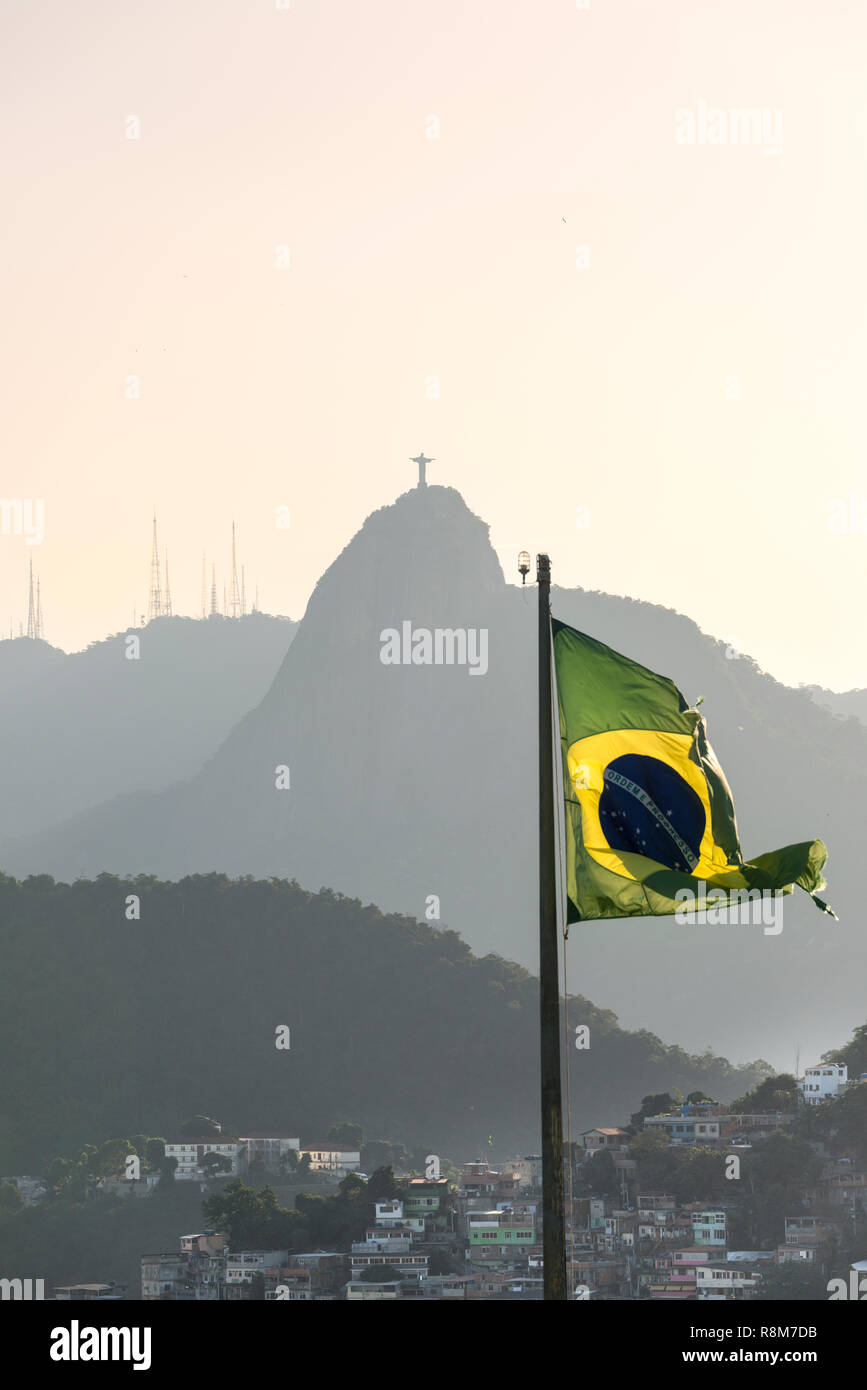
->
[[538, 553, 567, 1300]]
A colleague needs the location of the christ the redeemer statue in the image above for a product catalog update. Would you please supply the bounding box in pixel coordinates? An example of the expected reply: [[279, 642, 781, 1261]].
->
[[410, 452, 434, 488]]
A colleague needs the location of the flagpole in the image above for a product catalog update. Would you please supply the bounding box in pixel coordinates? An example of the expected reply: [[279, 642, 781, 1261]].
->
[[537, 553, 567, 1301]]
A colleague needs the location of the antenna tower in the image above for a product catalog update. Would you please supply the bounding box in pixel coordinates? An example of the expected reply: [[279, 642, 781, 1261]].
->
[[229, 522, 242, 618], [26, 558, 38, 639], [147, 512, 163, 622]]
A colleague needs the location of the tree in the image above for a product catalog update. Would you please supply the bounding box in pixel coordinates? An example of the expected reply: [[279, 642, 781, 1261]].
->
[[686, 1091, 714, 1105], [731, 1132, 823, 1247], [362, 1140, 411, 1173], [0, 1182, 22, 1213], [294, 1175, 373, 1249], [179, 1115, 222, 1138], [822, 1022, 867, 1080], [672, 1146, 727, 1203], [729, 1074, 799, 1114], [626, 1131, 728, 1203], [578, 1148, 619, 1198], [43, 1157, 73, 1196], [814, 1084, 867, 1162], [327, 1122, 363, 1150], [144, 1138, 167, 1171], [62, 1174, 92, 1204], [627, 1130, 677, 1190], [362, 1140, 394, 1173], [367, 1166, 400, 1202], [744, 1132, 822, 1195], [200, 1151, 233, 1177], [158, 1155, 178, 1184], [202, 1179, 306, 1249], [629, 1093, 676, 1130], [428, 1249, 459, 1276], [337, 1172, 367, 1202], [42, 1150, 100, 1203], [92, 1138, 134, 1178]]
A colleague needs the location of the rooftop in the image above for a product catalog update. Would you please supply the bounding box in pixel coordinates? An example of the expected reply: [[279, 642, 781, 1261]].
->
[[165, 1137, 243, 1146], [54, 1284, 116, 1292], [299, 1145, 360, 1154], [239, 1132, 300, 1140], [286, 1251, 347, 1259]]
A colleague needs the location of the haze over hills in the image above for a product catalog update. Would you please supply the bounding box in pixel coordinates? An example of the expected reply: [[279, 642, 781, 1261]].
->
[[0, 484, 862, 1068], [0, 874, 772, 1173], [805, 685, 867, 727], [0, 613, 296, 842]]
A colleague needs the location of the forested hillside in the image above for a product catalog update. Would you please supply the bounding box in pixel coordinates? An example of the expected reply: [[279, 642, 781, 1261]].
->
[[0, 872, 771, 1171]]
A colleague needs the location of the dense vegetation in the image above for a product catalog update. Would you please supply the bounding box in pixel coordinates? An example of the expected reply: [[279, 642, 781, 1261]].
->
[[0, 873, 771, 1172]]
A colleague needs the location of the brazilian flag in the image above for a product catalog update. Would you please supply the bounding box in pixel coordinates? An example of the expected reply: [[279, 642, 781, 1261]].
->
[[553, 618, 833, 923]]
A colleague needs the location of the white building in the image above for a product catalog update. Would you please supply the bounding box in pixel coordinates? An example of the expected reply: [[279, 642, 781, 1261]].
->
[[348, 1224, 428, 1280], [164, 1139, 246, 1180], [346, 1280, 403, 1300], [352, 1229, 415, 1257], [798, 1064, 848, 1105], [300, 1146, 362, 1177], [238, 1133, 300, 1172], [644, 1115, 722, 1145], [349, 1250, 429, 1278], [374, 1200, 424, 1233], [696, 1265, 760, 1299]]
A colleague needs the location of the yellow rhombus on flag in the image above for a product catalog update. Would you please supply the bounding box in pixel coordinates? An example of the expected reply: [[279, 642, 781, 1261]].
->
[[552, 618, 834, 923]]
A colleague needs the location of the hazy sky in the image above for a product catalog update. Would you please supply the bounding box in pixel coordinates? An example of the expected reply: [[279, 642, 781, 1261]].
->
[[2, 0, 865, 688]]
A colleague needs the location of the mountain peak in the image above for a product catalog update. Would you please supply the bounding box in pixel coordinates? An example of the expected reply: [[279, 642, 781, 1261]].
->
[[304, 484, 506, 627]]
